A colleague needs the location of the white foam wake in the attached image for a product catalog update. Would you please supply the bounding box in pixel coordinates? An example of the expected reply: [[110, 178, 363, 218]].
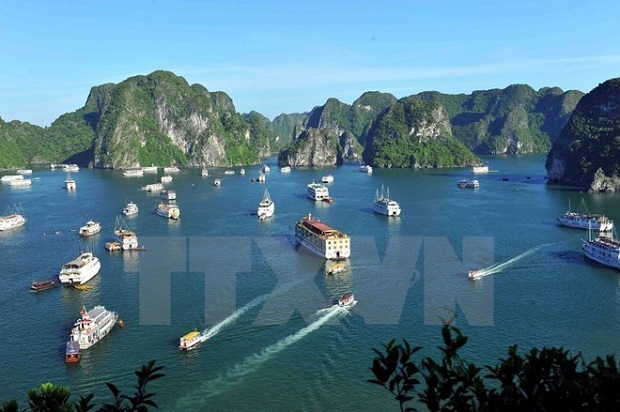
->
[[476, 242, 554, 278], [200, 294, 269, 341]]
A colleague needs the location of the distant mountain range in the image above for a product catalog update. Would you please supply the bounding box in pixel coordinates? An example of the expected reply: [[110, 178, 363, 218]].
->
[[0, 70, 607, 177]]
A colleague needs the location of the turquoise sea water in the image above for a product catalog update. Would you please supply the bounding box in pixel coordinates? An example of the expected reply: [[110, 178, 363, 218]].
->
[[1, 156, 619, 410]]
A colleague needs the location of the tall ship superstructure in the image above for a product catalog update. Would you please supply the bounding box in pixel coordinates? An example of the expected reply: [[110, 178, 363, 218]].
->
[[307, 182, 330, 201], [58, 252, 101, 285], [374, 185, 401, 217], [558, 212, 613, 232], [257, 188, 275, 220], [582, 232, 620, 270], [295, 213, 350, 260]]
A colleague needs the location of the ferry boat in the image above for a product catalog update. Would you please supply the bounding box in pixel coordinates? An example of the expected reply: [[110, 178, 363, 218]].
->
[[142, 165, 158, 173], [280, 166, 291, 173], [374, 185, 401, 216], [295, 213, 350, 260], [17, 169, 32, 175], [8, 178, 32, 187], [262, 163, 271, 173], [359, 164, 373, 173], [141, 182, 164, 192], [64, 176, 77, 190], [558, 211, 613, 232], [123, 201, 139, 216], [123, 168, 144, 177], [1, 174, 24, 183], [468, 270, 484, 280], [163, 166, 180, 173], [257, 188, 275, 220], [457, 179, 479, 189], [321, 175, 334, 184], [0, 209, 26, 231], [159, 189, 177, 201], [58, 252, 101, 285], [79, 220, 101, 237], [582, 231, 620, 270], [160, 175, 173, 184], [472, 164, 489, 174], [114, 218, 139, 250], [179, 330, 204, 350], [307, 182, 330, 201], [156, 202, 180, 220], [30, 279, 58, 292], [338, 292, 356, 308], [65, 305, 119, 363]]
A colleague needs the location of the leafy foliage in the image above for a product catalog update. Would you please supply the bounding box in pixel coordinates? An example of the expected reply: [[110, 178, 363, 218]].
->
[[0, 361, 164, 412], [369, 325, 620, 411]]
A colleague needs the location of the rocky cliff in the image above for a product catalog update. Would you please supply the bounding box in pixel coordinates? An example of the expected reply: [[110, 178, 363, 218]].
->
[[546, 78, 620, 192], [363, 97, 480, 168]]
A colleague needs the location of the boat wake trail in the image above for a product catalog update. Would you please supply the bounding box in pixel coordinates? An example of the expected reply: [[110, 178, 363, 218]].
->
[[476, 242, 555, 278], [177, 306, 346, 408], [201, 294, 270, 341]]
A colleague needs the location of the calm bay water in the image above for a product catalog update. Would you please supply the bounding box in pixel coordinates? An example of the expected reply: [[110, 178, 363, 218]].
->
[[1, 155, 619, 410]]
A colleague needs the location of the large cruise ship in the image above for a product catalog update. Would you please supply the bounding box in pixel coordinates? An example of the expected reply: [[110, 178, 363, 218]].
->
[[307, 182, 330, 201], [65, 305, 119, 362], [582, 233, 620, 270], [58, 252, 101, 285], [374, 185, 401, 216], [295, 213, 350, 260]]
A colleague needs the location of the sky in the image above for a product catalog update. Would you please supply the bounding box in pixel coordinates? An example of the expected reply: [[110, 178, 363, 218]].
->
[[1, 0, 619, 127]]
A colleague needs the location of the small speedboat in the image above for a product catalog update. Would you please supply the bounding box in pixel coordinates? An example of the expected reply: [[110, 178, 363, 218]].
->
[[338, 292, 355, 308], [179, 330, 204, 350], [468, 270, 483, 279], [31, 279, 58, 292]]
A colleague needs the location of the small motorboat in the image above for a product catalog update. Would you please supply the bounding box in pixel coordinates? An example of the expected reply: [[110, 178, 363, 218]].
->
[[338, 292, 355, 308], [179, 330, 204, 350], [468, 270, 484, 280], [213, 179, 221, 187], [65, 340, 81, 363]]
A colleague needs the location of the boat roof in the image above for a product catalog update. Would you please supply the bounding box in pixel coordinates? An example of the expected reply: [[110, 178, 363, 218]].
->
[[181, 331, 201, 340], [303, 217, 336, 234]]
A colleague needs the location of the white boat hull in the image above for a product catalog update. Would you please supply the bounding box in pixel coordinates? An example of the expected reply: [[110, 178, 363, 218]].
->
[[59, 255, 101, 285], [582, 239, 620, 270], [0, 214, 26, 231]]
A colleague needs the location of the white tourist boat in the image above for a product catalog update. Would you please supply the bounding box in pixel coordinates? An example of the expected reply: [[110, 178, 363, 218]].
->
[[472, 164, 489, 174], [468, 270, 484, 280], [160, 175, 173, 183], [0, 207, 26, 231], [374, 185, 401, 216], [295, 213, 350, 260], [63, 164, 80, 172], [179, 330, 206, 350], [141, 182, 164, 192], [321, 175, 334, 183], [257, 171, 265, 183], [201, 168, 209, 177], [338, 292, 356, 309], [257, 188, 275, 220], [582, 229, 620, 270], [213, 178, 221, 187], [79, 220, 101, 237], [307, 182, 330, 201], [163, 166, 180, 173], [1, 174, 24, 183], [280, 166, 291, 173], [113, 217, 139, 250], [457, 179, 479, 189], [156, 202, 180, 220], [123, 201, 139, 216], [64, 176, 77, 190], [16, 169, 32, 175], [558, 212, 614, 232], [123, 168, 144, 177], [359, 164, 373, 173], [58, 252, 101, 285], [142, 165, 158, 173], [159, 189, 177, 201], [8, 178, 32, 187], [240, 168, 246, 175], [224, 170, 235, 175], [65, 305, 119, 363], [262, 163, 271, 173]]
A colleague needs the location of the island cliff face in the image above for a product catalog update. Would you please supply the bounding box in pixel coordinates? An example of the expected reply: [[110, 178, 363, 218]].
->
[[363, 97, 480, 168], [546, 78, 620, 192]]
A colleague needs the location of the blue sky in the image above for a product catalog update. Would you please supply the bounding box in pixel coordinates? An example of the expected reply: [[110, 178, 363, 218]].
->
[[1, 0, 619, 126]]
